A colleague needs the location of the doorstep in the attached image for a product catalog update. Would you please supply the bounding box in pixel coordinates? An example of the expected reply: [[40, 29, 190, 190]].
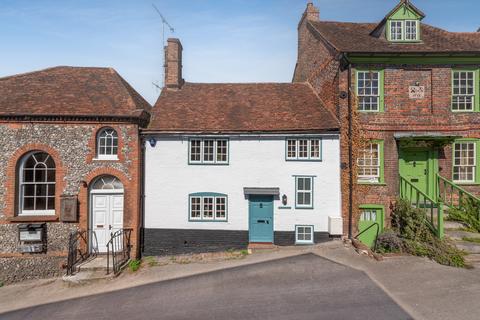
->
[[248, 242, 277, 250]]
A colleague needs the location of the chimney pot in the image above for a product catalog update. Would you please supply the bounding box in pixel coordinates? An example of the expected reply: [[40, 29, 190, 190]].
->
[[164, 38, 184, 89]]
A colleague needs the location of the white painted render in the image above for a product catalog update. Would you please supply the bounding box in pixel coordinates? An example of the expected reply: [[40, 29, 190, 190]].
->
[[144, 134, 342, 235]]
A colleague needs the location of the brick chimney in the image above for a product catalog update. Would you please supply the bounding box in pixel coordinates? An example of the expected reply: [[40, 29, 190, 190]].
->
[[164, 38, 184, 89], [305, 2, 320, 22]]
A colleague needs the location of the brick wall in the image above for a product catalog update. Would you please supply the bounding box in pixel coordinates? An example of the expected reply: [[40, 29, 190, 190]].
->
[[295, 15, 480, 235]]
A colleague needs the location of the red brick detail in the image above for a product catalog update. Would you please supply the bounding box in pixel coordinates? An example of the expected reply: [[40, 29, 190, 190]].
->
[[4, 143, 66, 221]]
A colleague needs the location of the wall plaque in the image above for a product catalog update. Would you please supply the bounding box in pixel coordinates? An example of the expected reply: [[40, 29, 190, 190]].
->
[[60, 195, 78, 222], [409, 86, 425, 99]]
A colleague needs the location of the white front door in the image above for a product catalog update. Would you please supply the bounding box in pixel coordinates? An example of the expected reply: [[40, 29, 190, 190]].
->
[[92, 194, 124, 253]]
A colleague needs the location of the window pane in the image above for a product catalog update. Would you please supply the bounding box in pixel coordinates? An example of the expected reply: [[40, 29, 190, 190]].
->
[[453, 142, 476, 182], [215, 197, 226, 219], [216, 140, 228, 163], [190, 197, 201, 218], [287, 140, 297, 159], [452, 72, 475, 111], [190, 140, 201, 162], [357, 72, 380, 111], [203, 140, 214, 162], [23, 197, 35, 210], [310, 140, 320, 159], [358, 143, 380, 182], [203, 197, 214, 218]]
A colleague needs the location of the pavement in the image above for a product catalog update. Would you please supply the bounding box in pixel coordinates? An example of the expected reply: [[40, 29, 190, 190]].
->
[[0, 241, 479, 320]]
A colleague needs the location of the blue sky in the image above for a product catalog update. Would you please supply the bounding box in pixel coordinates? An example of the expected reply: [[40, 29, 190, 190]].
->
[[1, 0, 479, 104]]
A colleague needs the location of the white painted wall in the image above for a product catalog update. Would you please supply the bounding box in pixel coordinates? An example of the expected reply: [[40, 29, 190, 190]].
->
[[144, 134, 342, 234]]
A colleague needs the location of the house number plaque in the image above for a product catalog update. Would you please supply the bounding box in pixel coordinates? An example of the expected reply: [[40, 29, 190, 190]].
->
[[409, 86, 425, 99]]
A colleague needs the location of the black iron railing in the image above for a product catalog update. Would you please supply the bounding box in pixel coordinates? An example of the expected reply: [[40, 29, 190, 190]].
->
[[107, 228, 132, 275], [66, 229, 98, 276]]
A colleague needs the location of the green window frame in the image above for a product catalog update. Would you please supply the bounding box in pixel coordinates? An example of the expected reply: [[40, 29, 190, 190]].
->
[[451, 69, 480, 112], [188, 138, 229, 165], [452, 139, 480, 185], [357, 140, 385, 184], [295, 176, 314, 209], [189, 192, 228, 222], [355, 69, 384, 112], [388, 20, 420, 42]]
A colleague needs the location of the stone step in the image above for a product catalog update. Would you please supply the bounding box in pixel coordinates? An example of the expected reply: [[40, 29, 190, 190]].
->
[[445, 230, 480, 241], [444, 220, 467, 230], [455, 241, 480, 254], [465, 254, 480, 265]]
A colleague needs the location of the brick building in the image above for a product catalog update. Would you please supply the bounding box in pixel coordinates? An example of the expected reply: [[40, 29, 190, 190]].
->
[[0, 66, 150, 283], [294, 1, 480, 244]]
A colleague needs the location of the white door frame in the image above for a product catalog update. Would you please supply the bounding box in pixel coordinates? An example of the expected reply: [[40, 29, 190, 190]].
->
[[89, 186, 124, 254]]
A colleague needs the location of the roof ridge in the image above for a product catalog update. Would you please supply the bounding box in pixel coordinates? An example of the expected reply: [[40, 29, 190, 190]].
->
[[0, 66, 112, 82]]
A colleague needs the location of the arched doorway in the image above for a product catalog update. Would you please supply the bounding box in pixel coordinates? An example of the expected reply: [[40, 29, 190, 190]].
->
[[89, 175, 124, 253]]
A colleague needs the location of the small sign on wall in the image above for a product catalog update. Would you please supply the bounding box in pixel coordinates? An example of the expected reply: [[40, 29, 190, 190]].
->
[[60, 195, 78, 222], [409, 86, 425, 99]]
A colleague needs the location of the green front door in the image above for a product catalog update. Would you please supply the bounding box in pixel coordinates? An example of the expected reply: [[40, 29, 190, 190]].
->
[[399, 149, 430, 198], [358, 206, 383, 248]]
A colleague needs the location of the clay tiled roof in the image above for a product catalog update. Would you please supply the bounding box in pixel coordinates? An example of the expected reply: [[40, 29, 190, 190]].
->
[[309, 21, 480, 54], [148, 82, 338, 132], [0, 66, 151, 120]]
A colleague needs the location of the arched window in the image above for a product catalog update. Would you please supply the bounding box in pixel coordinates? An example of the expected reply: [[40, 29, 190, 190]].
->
[[91, 175, 123, 191], [97, 128, 118, 159], [18, 151, 56, 215]]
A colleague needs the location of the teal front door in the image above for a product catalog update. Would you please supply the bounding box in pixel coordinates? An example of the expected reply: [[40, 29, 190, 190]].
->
[[249, 195, 274, 243]]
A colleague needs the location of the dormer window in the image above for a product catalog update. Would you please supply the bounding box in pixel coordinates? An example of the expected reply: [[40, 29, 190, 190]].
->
[[383, 1, 424, 43], [389, 20, 419, 41]]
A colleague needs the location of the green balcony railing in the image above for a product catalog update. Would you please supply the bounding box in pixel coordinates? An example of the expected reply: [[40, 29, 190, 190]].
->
[[399, 175, 444, 238]]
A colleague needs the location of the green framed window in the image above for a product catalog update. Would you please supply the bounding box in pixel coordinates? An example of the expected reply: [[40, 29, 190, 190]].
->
[[452, 139, 480, 184], [189, 193, 228, 221], [388, 20, 419, 41], [451, 70, 480, 112], [357, 140, 384, 184], [295, 176, 314, 209], [286, 138, 321, 161], [189, 138, 229, 165], [356, 70, 384, 112]]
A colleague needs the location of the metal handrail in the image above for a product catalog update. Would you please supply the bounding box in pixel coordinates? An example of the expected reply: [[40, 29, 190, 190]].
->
[[354, 222, 380, 252], [437, 174, 480, 221], [66, 229, 98, 276], [106, 228, 133, 275], [399, 175, 444, 238]]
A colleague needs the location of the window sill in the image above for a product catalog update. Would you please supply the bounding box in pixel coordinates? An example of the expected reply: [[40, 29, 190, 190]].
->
[[93, 156, 119, 162], [8, 215, 58, 222], [188, 220, 228, 223], [286, 159, 322, 162], [452, 182, 480, 186], [357, 182, 387, 186], [295, 207, 314, 210]]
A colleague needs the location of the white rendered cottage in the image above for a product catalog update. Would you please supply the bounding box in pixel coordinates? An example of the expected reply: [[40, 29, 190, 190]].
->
[[141, 39, 342, 255]]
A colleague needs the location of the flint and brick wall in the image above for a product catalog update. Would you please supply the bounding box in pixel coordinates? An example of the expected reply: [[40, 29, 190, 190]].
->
[[0, 121, 141, 284]]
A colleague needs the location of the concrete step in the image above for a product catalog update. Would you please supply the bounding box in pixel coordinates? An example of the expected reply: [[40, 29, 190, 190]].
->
[[455, 241, 480, 254], [247, 243, 277, 252], [63, 269, 114, 286], [76, 256, 110, 273]]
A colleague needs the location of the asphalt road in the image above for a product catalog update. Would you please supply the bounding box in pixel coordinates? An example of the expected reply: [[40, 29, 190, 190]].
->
[[1, 254, 411, 320]]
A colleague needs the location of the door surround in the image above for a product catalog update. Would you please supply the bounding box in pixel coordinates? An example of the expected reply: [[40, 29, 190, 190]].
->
[[89, 175, 124, 253], [398, 147, 438, 199]]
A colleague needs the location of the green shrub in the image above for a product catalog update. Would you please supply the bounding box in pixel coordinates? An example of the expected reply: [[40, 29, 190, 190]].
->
[[128, 259, 141, 272], [387, 199, 467, 268], [447, 198, 480, 232], [376, 229, 403, 254]]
